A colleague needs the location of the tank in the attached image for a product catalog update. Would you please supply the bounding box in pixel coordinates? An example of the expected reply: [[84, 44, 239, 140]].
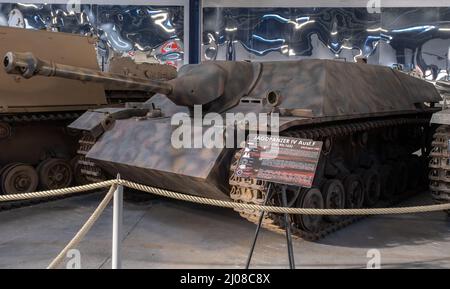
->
[[0, 27, 106, 194], [428, 79, 450, 210], [0, 27, 177, 194], [4, 51, 442, 240]]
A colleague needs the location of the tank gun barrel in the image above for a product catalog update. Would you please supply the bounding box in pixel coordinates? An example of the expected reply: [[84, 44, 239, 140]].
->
[[3, 52, 173, 95]]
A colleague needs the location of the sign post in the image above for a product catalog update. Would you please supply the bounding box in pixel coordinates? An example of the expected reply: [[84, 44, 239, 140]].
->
[[240, 135, 323, 269]]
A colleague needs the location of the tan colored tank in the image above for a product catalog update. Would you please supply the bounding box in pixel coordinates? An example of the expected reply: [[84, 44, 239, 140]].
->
[[0, 27, 107, 194]]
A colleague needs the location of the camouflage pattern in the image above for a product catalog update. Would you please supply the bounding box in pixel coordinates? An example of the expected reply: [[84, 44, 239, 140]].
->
[[3, 52, 442, 199], [105, 55, 177, 92]]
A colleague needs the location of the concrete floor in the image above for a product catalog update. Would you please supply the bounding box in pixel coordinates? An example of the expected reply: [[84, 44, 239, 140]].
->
[[0, 191, 448, 269]]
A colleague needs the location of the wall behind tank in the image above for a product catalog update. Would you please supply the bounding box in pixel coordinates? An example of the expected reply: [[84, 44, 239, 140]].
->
[[0, 0, 186, 68], [202, 0, 450, 81]]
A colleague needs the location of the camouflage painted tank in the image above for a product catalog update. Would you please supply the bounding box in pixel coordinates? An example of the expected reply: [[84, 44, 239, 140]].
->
[[4, 51, 441, 240]]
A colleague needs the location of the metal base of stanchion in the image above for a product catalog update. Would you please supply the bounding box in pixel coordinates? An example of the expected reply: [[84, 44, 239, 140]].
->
[[245, 184, 273, 269], [245, 184, 296, 269], [281, 186, 295, 269]]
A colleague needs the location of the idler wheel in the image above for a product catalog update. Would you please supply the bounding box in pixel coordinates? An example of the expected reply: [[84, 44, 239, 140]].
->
[[38, 158, 73, 190], [321, 179, 345, 222], [379, 165, 395, 200], [1, 163, 38, 194], [295, 188, 323, 233], [343, 174, 364, 208], [363, 169, 381, 207]]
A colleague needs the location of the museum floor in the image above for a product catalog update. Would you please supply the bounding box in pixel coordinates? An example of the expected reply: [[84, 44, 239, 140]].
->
[[0, 191, 448, 269]]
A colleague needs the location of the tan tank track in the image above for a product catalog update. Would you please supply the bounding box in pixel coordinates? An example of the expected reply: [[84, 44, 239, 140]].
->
[[229, 116, 430, 241], [429, 125, 450, 208]]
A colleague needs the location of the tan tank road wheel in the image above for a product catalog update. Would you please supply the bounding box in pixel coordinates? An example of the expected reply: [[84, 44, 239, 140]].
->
[[38, 158, 73, 190], [1, 163, 38, 194]]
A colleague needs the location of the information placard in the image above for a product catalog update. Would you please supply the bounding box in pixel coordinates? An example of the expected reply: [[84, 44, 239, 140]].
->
[[235, 135, 323, 188]]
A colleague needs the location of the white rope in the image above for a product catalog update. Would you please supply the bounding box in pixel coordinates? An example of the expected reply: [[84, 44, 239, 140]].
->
[[118, 180, 450, 215], [36, 179, 449, 269], [46, 184, 116, 269], [1, 179, 449, 216], [0, 180, 115, 202]]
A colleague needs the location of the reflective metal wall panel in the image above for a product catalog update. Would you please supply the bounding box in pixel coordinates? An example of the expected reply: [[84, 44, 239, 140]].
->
[[0, 3, 185, 68], [203, 6, 450, 80]]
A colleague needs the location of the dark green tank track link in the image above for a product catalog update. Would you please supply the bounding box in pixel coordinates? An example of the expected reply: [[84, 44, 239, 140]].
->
[[229, 116, 431, 241]]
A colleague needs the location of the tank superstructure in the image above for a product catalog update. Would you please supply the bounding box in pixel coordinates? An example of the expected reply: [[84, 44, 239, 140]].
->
[[4, 51, 442, 239]]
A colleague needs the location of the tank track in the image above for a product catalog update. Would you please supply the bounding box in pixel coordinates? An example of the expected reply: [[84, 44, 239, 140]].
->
[[229, 116, 430, 241], [77, 134, 106, 183], [76, 134, 154, 202], [0, 112, 87, 212], [429, 125, 450, 210], [0, 112, 81, 123]]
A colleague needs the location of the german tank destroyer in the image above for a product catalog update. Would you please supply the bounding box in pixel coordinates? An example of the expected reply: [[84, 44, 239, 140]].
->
[[4, 52, 441, 240]]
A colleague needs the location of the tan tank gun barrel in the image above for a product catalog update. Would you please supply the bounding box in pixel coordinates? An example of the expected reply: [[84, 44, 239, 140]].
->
[[3, 52, 173, 95]]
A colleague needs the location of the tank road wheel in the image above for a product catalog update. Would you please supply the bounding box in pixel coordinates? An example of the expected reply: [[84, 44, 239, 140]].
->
[[1, 163, 38, 194], [321, 179, 345, 222], [363, 170, 381, 207], [38, 158, 73, 190], [295, 188, 324, 233], [379, 165, 395, 200], [343, 174, 364, 208]]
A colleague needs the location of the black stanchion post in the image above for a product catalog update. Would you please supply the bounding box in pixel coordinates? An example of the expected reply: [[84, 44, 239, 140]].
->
[[281, 186, 295, 269], [245, 183, 273, 269]]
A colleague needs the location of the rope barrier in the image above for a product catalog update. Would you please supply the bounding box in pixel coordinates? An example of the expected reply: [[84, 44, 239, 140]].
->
[[118, 179, 450, 215], [0, 180, 115, 202], [3, 178, 440, 269], [1, 178, 449, 216], [46, 184, 116, 269]]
